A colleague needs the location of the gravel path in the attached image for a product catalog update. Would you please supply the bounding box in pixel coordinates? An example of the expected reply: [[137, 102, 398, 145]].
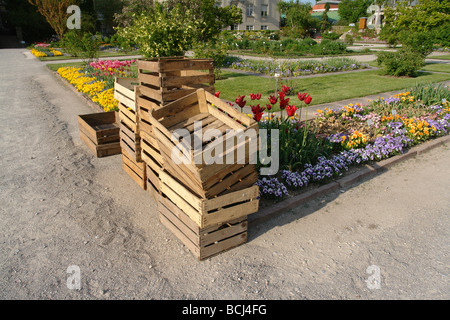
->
[[0, 49, 448, 300]]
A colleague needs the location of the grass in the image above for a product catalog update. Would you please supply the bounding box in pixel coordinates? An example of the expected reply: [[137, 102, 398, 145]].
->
[[420, 63, 450, 73], [427, 54, 450, 60], [215, 69, 450, 109], [38, 50, 140, 61]]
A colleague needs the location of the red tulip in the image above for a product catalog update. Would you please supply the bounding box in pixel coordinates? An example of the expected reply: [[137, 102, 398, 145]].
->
[[286, 105, 297, 117], [279, 97, 290, 110], [298, 92, 307, 101], [266, 104, 272, 111], [251, 104, 265, 115], [250, 93, 262, 100], [282, 85, 290, 93], [215, 91, 221, 98], [269, 95, 278, 105], [235, 95, 246, 109], [304, 95, 312, 105], [278, 91, 286, 99], [253, 112, 264, 122]]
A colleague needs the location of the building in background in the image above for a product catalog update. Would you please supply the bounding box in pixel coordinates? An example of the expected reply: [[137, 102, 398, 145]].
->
[[311, 0, 341, 25], [217, 0, 281, 30]]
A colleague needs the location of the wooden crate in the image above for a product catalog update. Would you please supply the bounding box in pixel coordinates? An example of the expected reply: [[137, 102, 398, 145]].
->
[[114, 77, 138, 111], [119, 102, 142, 162], [158, 194, 248, 260], [159, 169, 259, 229], [122, 148, 146, 190], [137, 57, 215, 110], [77, 112, 120, 158], [147, 88, 259, 199]]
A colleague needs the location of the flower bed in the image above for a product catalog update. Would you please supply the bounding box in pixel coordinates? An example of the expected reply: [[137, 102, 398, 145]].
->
[[229, 57, 369, 77], [30, 42, 63, 58], [57, 59, 137, 112], [228, 83, 450, 202]]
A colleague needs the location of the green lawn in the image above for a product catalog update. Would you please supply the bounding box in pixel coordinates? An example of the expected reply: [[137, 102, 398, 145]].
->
[[215, 69, 450, 108], [427, 54, 450, 60], [420, 63, 450, 73]]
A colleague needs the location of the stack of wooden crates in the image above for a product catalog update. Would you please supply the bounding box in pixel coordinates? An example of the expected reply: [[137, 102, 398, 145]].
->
[[114, 57, 260, 260]]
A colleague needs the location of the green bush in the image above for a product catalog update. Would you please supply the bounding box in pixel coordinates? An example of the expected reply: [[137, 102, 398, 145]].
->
[[377, 48, 425, 77], [322, 32, 341, 41], [314, 39, 347, 55], [61, 31, 102, 62]]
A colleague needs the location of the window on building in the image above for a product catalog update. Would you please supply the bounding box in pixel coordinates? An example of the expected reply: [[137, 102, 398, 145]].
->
[[231, 24, 239, 31], [261, 25, 268, 30], [261, 4, 268, 17], [246, 25, 254, 31], [246, 4, 254, 16]]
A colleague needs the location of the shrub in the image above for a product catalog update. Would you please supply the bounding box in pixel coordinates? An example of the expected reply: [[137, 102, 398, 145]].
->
[[61, 31, 102, 62], [377, 48, 425, 77], [322, 32, 341, 41], [314, 39, 347, 55]]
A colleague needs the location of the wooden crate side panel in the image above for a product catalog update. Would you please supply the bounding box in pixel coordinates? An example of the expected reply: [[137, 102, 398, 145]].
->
[[138, 72, 161, 88], [120, 121, 139, 142], [158, 196, 248, 260], [78, 116, 98, 143], [201, 200, 258, 228], [120, 139, 141, 162], [122, 150, 145, 175], [162, 73, 215, 88], [122, 161, 146, 190], [118, 103, 138, 124], [199, 232, 247, 260], [161, 59, 214, 72], [204, 185, 259, 211]]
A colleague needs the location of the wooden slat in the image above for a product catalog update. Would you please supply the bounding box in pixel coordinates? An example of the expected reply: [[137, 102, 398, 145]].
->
[[204, 185, 259, 211], [159, 170, 203, 210], [138, 72, 161, 88], [161, 59, 214, 72], [205, 91, 254, 127], [162, 73, 214, 88], [201, 201, 258, 228]]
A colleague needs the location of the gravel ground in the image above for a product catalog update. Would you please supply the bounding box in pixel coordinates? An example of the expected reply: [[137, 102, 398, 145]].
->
[[0, 49, 448, 300]]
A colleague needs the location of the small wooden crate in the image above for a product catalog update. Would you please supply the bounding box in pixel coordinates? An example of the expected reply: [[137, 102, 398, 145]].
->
[[114, 77, 138, 111], [159, 169, 259, 229], [147, 89, 259, 198], [137, 57, 215, 110], [77, 112, 120, 158], [122, 148, 146, 190], [158, 194, 248, 260]]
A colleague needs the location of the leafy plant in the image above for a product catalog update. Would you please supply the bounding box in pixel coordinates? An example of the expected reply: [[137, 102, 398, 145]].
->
[[377, 48, 425, 77]]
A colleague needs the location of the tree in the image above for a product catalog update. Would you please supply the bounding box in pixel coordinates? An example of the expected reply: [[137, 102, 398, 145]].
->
[[28, 0, 80, 39], [380, 0, 450, 51], [115, 0, 241, 42], [114, 0, 242, 57], [115, 2, 198, 57], [338, 0, 373, 24], [321, 2, 331, 32], [277, 0, 318, 37]]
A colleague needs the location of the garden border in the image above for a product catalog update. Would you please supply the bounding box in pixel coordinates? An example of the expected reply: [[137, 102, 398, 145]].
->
[[249, 134, 450, 226]]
